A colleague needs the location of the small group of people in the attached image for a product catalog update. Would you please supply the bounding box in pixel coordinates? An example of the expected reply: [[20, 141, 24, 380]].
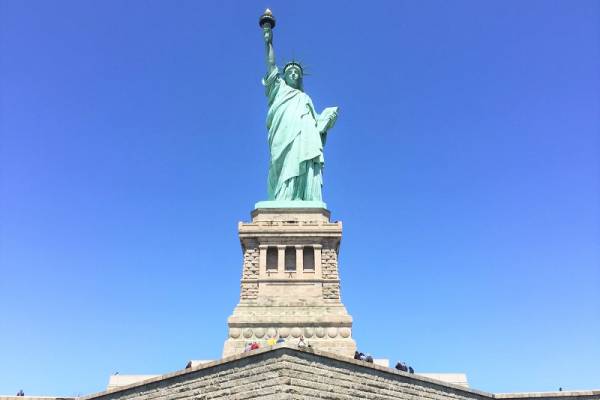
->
[[354, 351, 415, 373], [16, 390, 25, 397], [243, 342, 261, 352], [354, 351, 374, 363], [244, 336, 289, 352], [297, 335, 311, 348], [267, 336, 286, 346], [244, 339, 416, 374], [395, 361, 414, 374]]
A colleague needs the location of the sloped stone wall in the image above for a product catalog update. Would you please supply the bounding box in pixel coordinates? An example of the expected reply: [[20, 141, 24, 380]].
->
[[82, 347, 600, 400], [86, 353, 287, 400], [277, 352, 489, 400]]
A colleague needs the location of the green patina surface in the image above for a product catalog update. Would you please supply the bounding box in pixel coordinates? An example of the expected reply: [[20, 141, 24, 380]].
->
[[259, 12, 338, 207], [254, 200, 328, 209]]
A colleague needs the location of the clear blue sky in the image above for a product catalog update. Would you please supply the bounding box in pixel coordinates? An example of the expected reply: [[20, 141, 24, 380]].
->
[[1, 0, 598, 396]]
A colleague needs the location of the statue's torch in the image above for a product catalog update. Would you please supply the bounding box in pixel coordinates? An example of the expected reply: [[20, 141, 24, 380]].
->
[[259, 8, 276, 30]]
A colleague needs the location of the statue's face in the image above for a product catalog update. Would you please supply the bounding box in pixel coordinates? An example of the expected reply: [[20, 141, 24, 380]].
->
[[284, 66, 302, 89]]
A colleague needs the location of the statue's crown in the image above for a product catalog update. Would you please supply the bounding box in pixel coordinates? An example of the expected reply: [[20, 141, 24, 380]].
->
[[283, 61, 304, 75]]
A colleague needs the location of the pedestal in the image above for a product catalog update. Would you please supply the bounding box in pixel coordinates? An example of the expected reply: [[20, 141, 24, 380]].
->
[[222, 207, 356, 358]]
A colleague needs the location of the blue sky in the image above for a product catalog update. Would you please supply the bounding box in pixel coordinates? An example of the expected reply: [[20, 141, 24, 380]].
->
[[0, 0, 598, 396]]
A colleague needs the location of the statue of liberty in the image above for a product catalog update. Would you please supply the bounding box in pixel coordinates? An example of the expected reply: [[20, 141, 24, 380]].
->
[[259, 10, 339, 203]]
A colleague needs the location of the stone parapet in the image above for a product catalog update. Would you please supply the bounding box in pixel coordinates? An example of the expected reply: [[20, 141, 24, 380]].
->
[[79, 346, 600, 400], [239, 209, 342, 241], [0, 398, 74, 400], [495, 392, 600, 400]]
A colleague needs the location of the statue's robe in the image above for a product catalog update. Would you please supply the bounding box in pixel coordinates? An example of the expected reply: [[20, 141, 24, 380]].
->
[[263, 66, 333, 201]]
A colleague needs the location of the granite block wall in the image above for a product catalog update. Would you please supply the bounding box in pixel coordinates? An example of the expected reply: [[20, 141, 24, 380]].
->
[[81, 347, 600, 400]]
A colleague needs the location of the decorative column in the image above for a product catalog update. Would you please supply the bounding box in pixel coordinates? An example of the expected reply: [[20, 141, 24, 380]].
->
[[277, 245, 286, 277], [314, 244, 323, 278], [295, 245, 303, 278]]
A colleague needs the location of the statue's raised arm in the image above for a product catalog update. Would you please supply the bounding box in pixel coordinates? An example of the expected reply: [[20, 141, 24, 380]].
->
[[258, 9, 338, 206], [260, 9, 276, 74]]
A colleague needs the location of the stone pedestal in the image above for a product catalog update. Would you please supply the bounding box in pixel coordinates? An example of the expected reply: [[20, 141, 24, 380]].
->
[[223, 207, 356, 358]]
